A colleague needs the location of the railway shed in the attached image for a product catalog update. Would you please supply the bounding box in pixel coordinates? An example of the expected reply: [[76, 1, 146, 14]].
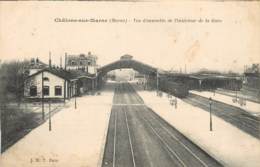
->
[[161, 73, 242, 91], [189, 74, 243, 90]]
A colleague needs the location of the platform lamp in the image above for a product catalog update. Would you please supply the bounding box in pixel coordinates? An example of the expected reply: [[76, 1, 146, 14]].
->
[[213, 81, 216, 96], [156, 69, 159, 91], [209, 97, 213, 131], [75, 82, 77, 109], [41, 72, 45, 120], [48, 52, 52, 131], [49, 101, 52, 131]]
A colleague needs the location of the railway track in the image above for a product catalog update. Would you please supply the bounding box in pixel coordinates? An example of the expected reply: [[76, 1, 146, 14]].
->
[[184, 93, 260, 139], [102, 82, 222, 167], [138, 106, 223, 167]]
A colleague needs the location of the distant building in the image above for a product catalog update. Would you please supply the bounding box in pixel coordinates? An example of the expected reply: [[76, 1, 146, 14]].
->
[[66, 52, 98, 74], [245, 64, 260, 74], [244, 64, 260, 90], [27, 58, 48, 75]]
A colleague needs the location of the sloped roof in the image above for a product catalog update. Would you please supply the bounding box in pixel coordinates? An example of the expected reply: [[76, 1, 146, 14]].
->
[[26, 68, 96, 81], [98, 59, 157, 75], [189, 74, 241, 80]]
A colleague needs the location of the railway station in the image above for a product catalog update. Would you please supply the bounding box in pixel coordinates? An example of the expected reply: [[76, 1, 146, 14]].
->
[[22, 54, 244, 100], [1, 54, 260, 167], [1, 2, 260, 167]]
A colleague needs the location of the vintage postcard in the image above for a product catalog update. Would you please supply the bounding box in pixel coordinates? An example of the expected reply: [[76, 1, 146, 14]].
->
[[0, 1, 260, 167]]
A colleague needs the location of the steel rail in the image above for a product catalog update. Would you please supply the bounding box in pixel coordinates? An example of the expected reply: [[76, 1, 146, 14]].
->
[[112, 111, 117, 167], [136, 110, 186, 167], [124, 108, 136, 167], [144, 109, 209, 167]]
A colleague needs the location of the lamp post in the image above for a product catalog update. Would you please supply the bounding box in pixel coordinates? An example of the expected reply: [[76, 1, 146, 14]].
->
[[156, 70, 159, 91], [41, 72, 45, 120], [75, 83, 77, 109], [213, 81, 216, 96], [209, 97, 213, 131], [49, 101, 51, 131]]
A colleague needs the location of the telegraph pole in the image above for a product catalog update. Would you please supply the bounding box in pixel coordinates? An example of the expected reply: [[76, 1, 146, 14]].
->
[[60, 56, 62, 68], [41, 71, 45, 120], [49, 101, 52, 131], [48, 53, 52, 131], [65, 52, 67, 70]]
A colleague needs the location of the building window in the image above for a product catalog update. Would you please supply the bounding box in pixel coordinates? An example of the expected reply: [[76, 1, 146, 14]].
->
[[30, 86, 37, 96], [43, 77, 49, 81], [55, 86, 62, 96], [43, 86, 49, 96], [71, 61, 76, 65]]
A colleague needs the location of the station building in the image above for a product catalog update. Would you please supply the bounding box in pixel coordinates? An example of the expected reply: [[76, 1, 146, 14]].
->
[[24, 53, 98, 101], [24, 67, 78, 100]]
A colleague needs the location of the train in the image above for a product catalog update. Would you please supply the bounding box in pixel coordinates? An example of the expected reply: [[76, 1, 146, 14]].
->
[[158, 78, 189, 98]]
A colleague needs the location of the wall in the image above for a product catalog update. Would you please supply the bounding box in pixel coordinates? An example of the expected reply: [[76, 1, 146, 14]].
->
[[24, 71, 66, 99]]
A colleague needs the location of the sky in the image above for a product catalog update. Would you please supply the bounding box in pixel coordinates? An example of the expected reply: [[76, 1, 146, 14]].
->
[[0, 1, 260, 73]]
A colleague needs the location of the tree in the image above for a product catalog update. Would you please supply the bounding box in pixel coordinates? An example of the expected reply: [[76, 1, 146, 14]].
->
[[0, 60, 29, 104], [0, 60, 30, 152]]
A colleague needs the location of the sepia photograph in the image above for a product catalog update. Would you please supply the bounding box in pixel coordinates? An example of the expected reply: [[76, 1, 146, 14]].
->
[[0, 1, 260, 167]]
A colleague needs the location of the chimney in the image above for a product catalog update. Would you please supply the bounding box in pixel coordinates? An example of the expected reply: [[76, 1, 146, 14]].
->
[[60, 56, 62, 68], [49, 52, 52, 68], [65, 52, 67, 70]]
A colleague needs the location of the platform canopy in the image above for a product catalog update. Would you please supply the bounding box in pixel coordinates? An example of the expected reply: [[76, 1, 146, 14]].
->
[[97, 58, 158, 76]]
